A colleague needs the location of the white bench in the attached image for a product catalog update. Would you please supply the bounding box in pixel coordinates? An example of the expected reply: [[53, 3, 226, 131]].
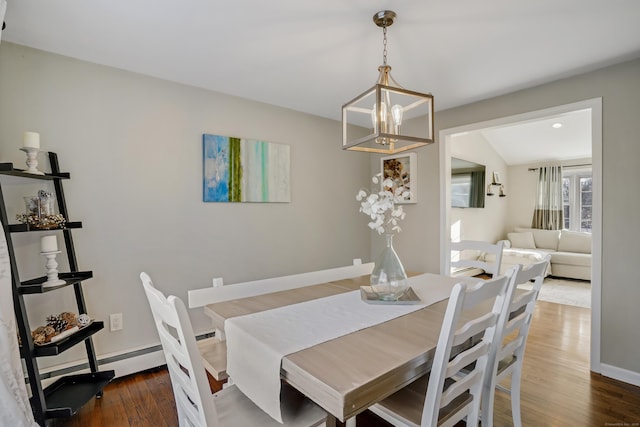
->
[[188, 259, 374, 381], [188, 259, 373, 308]]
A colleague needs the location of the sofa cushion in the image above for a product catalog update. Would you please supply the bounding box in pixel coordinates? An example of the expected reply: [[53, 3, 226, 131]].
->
[[507, 232, 537, 249], [551, 252, 591, 267], [558, 230, 592, 254], [515, 227, 561, 250]]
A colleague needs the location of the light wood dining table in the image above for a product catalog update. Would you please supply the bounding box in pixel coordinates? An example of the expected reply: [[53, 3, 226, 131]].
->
[[203, 273, 480, 425]]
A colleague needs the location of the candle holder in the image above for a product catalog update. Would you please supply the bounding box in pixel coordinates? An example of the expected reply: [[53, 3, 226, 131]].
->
[[41, 251, 66, 288], [19, 147, 45, 175]]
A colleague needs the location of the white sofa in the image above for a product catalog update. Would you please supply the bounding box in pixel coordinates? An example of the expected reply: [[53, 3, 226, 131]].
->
[[492, 227, 592, 281]]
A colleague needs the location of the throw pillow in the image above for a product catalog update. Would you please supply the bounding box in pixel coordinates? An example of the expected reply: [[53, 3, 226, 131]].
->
[[558, 230, 591, 254], [508, 231, 537, 249], [514, 227, 560, 250]]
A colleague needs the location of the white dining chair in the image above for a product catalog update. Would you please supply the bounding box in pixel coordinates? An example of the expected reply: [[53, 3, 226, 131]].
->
[[481, 256, 550, 427], [369, 272, 513, 427], [451, 240, 505, 277], [140, 272, 328, 427]]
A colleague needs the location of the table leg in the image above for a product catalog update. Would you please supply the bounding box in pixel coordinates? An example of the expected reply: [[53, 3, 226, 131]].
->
[[324, 415, 356, 427], [325, 415, 338, 427]]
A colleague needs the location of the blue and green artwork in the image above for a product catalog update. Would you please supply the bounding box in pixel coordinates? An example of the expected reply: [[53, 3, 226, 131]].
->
[[203, 134, 290, 202]]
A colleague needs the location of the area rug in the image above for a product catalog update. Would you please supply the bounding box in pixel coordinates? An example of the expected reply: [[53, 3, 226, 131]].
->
[[517, 276, 591, 308]]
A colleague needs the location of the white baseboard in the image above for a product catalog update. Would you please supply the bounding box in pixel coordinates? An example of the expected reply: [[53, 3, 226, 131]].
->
[[100, 347, 166, 378], [600, 363, 640, 387], [38, 344, 167, 389]]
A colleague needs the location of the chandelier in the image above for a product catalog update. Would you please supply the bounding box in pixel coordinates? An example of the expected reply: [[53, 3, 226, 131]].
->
[[342, 10, 434, 154]]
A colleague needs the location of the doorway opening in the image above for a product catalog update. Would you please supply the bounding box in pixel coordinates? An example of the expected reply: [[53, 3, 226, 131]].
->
[[439, 98, 602, 373]]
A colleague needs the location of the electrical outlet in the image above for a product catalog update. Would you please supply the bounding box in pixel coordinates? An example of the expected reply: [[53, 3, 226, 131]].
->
[[110, 313, 123, 332]]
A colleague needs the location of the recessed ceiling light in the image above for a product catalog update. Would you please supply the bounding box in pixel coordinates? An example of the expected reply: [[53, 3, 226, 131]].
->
[[551, 122, 563, 129]]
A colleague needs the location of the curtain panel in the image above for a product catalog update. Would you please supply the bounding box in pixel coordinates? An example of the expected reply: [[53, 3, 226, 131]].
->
[[469, 170, 485, 208], [1, 6, 38, 424], [0, 232, 38, 426], [531, 165, 564, 230]]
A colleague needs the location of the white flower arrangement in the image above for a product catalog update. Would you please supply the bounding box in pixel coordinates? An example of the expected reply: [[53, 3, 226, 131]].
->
[[356, 173, 410, 235]]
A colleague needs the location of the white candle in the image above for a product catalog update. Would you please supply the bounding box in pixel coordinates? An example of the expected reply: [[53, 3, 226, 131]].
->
[[23, 132, 40, 149], [41, 235, 58, 253]]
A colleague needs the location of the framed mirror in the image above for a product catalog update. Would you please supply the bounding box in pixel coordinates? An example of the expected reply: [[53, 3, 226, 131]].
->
[[451, 157, 485, 208]]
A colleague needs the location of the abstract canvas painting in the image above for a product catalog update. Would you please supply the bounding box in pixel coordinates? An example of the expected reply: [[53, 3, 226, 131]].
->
[[203, 134, 291, 202]]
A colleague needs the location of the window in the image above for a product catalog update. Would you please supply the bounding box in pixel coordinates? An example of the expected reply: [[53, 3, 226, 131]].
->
[[562, 168, 592, 232], [451, 174, 472, 208]]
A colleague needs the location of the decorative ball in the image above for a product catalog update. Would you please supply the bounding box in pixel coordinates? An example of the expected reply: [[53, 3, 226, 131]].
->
[[43, 325, 56, 341], [33, 333, 46, 345], [77, 313, 91, 327], [59, 311, 78, 328], [31, 326, 46, 336], [31, 326, 47, 345]]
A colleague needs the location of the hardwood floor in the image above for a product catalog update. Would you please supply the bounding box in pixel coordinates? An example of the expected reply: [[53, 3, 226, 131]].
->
[[51, 301, 640, 426]]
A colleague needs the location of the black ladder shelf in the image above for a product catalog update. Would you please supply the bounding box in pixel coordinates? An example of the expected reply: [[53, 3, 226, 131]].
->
[[0, 152, 114, 426]]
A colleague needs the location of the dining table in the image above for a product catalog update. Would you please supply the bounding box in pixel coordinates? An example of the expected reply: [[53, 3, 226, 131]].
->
[[203, 272, 482, 426]]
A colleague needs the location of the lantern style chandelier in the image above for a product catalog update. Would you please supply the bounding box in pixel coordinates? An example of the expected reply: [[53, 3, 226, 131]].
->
[[342, 10, 434, 154]]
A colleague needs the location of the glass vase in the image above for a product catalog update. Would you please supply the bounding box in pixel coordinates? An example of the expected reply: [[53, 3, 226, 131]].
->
[[370, 234, 409, 300]]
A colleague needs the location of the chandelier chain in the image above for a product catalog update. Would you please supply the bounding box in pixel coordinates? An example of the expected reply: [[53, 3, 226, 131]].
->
[[382, 26, 388, 66]]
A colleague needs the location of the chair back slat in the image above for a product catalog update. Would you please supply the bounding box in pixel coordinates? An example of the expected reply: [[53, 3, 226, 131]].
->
[[461, 275, 507, 306], [451, 240, 505, 277], [503, 311, 529, 337], [509, 290, 537, 313], [452, 312, 497, 346], [497, 336, 524, 362], [440, 367, 481, 408], [446, 341, 490, 377]]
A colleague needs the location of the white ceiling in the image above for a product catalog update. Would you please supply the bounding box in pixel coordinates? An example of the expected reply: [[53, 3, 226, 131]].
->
[[1, 1, 639, 163], [479, 108, 592, 165]]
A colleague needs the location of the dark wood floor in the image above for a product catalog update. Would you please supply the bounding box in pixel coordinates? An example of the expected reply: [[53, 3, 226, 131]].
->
[[51, 301, 640, 426]]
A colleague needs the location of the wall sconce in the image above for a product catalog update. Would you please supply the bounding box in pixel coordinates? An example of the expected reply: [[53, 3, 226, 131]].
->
[[486, 183, 506, 197], [487, 171, 506, 197], [486, 184, 494, 196]]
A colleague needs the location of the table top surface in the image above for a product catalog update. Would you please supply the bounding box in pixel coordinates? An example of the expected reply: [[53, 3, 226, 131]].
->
[[204, 273, 470, 421]]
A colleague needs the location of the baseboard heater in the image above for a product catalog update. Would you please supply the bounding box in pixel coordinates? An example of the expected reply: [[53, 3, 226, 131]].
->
[[32, 332, 215, 386]]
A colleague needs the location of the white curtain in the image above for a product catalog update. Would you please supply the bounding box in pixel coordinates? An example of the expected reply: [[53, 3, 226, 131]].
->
[[0, 229, 38, 426], [1, 5, 38, 423], [531, 165, 564, 230], [1, 5, 39, 424]]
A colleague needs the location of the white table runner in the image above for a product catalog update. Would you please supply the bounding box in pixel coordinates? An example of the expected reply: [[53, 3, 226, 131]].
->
[[224, 273, 468, 423]]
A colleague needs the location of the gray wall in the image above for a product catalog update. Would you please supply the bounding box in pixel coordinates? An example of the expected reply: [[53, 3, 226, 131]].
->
[[0, 42, 371, 367], [403, 58, 640, 378], [450, 132, 508, 244]]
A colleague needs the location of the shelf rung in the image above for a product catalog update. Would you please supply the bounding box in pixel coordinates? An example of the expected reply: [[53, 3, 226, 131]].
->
[[8, 221, 83, 233], [41, 371, 115, 419], [19, 271, 93, 294], [0, 162, 70, 179], [34, 321, 104, 357]]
